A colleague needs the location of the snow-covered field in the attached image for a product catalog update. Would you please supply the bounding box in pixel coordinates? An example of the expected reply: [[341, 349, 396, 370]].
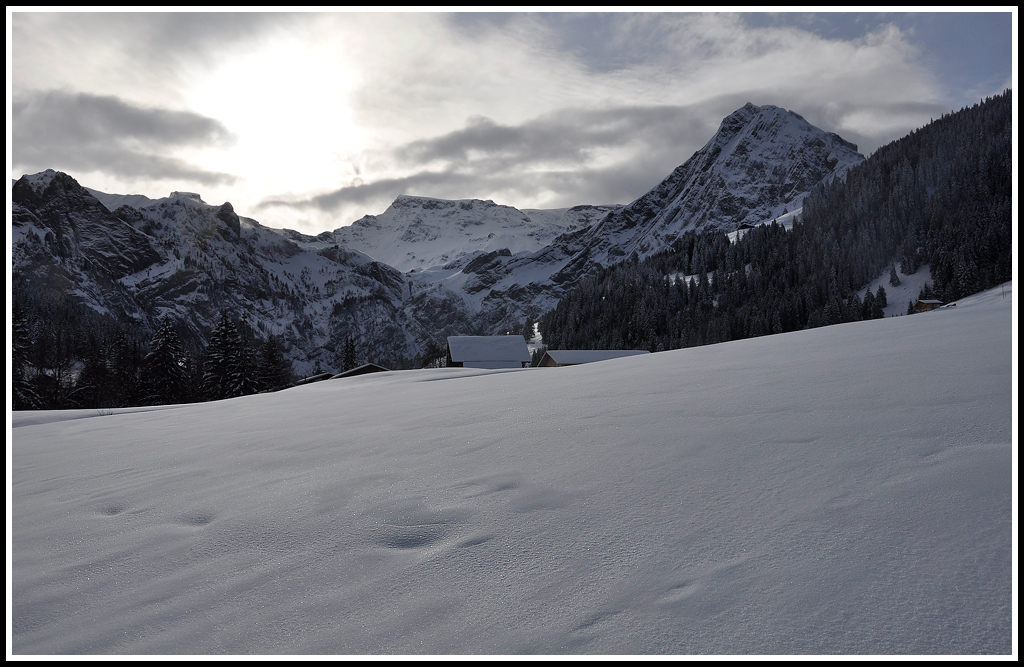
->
[[10, 284, 1015, 655]]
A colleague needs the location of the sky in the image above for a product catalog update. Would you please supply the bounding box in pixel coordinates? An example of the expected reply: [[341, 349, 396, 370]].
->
[[10, 282, 1013, 655], [7, 9, 1017, 235]]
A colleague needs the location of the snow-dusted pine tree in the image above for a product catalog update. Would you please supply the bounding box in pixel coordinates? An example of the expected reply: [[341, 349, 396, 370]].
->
[[203, 312, 238, 401], [144, 317, 188, 405]]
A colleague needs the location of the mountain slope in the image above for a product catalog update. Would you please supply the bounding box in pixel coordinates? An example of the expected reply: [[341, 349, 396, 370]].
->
[[11, 103, 868, 374], [555, 103, 863, 273], [12, 171, 423, 372], [399, 103, 865, 327], [538, 91, 1012, 354]]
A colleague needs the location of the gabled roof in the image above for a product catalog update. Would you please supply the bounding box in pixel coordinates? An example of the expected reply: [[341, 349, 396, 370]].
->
[[542, 349, 651, 365], [332, 363, 390, 379], [292, 372, 335, 386], [447, 335, 531, 363]]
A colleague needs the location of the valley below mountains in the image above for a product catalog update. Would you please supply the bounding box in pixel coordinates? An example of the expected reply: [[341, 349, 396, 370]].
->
[[12, 102, 866, 377]]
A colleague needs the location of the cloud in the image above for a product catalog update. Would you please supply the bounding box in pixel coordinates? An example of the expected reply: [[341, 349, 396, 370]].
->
[[258, 171, 470, 212], [254, 64, 949, 232], [12, 11, 1004, 236], [12, 90, 238, 185], [256, 103, 722, 223], [394, 106, 709, 167], [11, 12, 300, 101], [290, 14, 948, 222]]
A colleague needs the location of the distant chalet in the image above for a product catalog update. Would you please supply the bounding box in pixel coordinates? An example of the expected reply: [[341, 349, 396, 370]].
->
[[538, 350, 652, 368], [293, 372, 335, 386], [914, 299, 945, 313], [446, 336, 531, 369], [332, 363, 390, 379]]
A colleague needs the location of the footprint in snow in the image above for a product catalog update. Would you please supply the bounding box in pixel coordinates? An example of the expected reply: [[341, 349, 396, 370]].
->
[[366, 499, 467, 551]]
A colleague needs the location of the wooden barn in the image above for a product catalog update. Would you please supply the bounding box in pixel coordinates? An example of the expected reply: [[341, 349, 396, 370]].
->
[[914, 299, 944, 313], [446, 335, 531, 369], [537, 349, 651, 368]]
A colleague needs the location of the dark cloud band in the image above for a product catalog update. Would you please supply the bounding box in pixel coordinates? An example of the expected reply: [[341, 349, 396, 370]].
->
[[12, 89, 237, 185]]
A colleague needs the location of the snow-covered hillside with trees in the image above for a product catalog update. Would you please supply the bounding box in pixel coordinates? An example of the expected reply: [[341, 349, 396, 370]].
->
[[13, 93, 1009, 395], [11, 283, 1014, 655]]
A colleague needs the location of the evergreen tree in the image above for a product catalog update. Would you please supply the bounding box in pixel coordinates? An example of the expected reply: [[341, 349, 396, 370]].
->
[[71, 333, 112, 409], [875, 285, 888, 312], [229, 318, 259, 398], [418, 339, 447, 368], [522, 317, 534, 342], [255, 334, 292, 391], [12, 299, 41, 410], [203, 313, 265, 399], [203, 312, 238, 400], [144, 317, 188, 405], [110, 332, 145, 407], [862, 290, 876, 320], [343, 335, 357, 371], [29, 295, 79, 408]]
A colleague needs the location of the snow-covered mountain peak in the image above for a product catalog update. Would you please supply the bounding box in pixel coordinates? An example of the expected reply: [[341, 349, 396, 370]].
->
[[715, 101, 767, 135], [388, 194, 504, 212], [565, 102, 866, 264], [168, 191, 206, 204], [332, 195, 610, 274], [711, 102, 859, 167], [16, 168, 61, 193]]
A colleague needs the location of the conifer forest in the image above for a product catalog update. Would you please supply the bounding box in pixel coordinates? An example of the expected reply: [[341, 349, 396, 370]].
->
[[539, 92, 1012, 352]]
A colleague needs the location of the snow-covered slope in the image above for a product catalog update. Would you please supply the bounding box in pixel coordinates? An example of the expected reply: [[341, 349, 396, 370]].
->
[[85, 185, 158, 212], [858, 264, 936, 318], [324, 196, 617, 274], [11, 283, 1013, 655]]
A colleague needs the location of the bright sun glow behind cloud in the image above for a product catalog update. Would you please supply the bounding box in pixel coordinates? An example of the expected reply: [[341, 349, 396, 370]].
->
[[184, 28, 364, 202]]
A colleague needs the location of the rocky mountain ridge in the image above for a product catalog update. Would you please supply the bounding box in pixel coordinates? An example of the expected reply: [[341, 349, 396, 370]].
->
[[12, 103, 864, 373], [559, 102, 864, 270]]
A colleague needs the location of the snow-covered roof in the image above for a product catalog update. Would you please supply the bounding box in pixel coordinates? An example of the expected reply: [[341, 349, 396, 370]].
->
[[447, 335, 531, 363], [542, 349, 651, 365], [331, 363, 390, 379], [463, 360, 524, 369]]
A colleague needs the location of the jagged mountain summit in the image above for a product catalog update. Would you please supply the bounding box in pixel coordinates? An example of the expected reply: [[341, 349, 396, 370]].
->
[[565, 102, 864, 268], [12, 103, 864, 373]]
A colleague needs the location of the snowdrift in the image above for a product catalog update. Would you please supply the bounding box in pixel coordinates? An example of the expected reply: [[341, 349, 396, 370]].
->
[[10, 284, 1014, 655]]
